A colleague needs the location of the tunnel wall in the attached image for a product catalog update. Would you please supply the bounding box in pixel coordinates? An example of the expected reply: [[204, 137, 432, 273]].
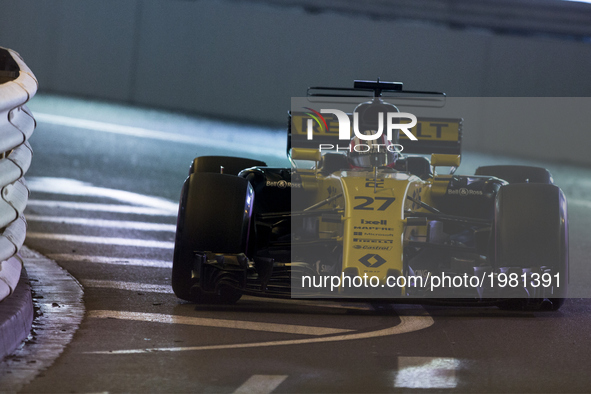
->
[[1, 0, 590, 164]]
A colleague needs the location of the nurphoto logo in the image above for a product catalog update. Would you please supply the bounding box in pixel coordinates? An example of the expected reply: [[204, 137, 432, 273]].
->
[[304, 108, 418, 141], [303, 108, 417, 153]]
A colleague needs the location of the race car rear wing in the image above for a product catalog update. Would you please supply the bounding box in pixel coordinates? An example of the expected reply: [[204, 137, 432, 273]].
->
[[288, 111, 462, 156]]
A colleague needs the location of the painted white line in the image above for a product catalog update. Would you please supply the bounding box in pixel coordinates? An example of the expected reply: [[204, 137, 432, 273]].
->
[[26, 215, 176, 232], [81, 280, 173, 294], [48, 254, 171, 268], [87, 310, 353, 336], [233, 375, 288, 394], [27, 200, 176, 216], [249, 297, 376, 311], [394, 357, 461, 389], [26, 233, 175, 249], [34, 112, 283, 158], [27, 177, 178, 212], [87, 306, 434, 354]]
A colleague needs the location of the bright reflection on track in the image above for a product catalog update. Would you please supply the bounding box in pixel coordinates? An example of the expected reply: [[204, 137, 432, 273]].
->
[[26, 232, 174, 249], [394, 357, 461, 389], [47, 254, 172, 268], [26, 200, 176, 216], [34, 112, 284, 158], [27, 177, 178, 212], [26, 215, 175, 232]]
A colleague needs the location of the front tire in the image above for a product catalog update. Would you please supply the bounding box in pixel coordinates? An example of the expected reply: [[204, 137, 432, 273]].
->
[[494, 184, 568, 310], [172, 172, 254, 303]]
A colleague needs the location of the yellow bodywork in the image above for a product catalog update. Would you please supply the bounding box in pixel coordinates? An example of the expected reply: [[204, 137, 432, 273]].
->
[[295, 165, 446, 295], [289, 109, 462, 295]]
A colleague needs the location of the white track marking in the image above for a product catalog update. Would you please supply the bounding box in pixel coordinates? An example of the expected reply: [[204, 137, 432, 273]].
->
[[48, 254, 171, 268], [87, 306, 434, 354], [26, 233, 174, 249], [394, 357, 461, 389], [81, 280, 173, 294], [27, 177, 178, 212], [233, 375, 288, 394], [27, 200, 176, 216], [247, 297, 376, 311], [87, 310, 353, 336], [35, 112, 283, 157], [26, 215, 175, 232]]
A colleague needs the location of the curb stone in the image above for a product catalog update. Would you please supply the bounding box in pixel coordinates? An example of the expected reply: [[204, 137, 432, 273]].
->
[[0, 264, 33, 360]]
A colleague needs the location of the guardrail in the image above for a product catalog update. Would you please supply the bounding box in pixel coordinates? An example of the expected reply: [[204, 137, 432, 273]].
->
[[0, 48, 38, 302]]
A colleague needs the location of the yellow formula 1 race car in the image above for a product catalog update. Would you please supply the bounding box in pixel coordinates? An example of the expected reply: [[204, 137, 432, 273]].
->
[[172, 80, 567, 310]]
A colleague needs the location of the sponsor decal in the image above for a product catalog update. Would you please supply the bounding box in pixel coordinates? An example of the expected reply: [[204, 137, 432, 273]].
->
[[353, 245, 393, 251], [360, 219, 388, 225], [354, 226, 395, 231], [354, 231, 393, 237], [292, 113, 461, 143], [266, 180, 302, 188], [365, 177, 384, 189], [358, 253, 387, 268], [353, 238, 394, 244], [409, 187, 423, 209], [447, 188, 483, 196]]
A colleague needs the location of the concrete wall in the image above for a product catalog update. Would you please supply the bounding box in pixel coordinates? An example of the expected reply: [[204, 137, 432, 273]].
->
[[1, 0, 590, 164]]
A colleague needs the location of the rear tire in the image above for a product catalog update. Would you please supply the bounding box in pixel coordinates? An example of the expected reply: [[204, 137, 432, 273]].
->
[[475, 165, 553, 184], [494, 184, 568, 310], [172, 172, 253, 303]]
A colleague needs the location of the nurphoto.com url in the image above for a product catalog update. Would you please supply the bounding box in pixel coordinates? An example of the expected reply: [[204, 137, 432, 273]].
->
[[301, 271, 560, 293]]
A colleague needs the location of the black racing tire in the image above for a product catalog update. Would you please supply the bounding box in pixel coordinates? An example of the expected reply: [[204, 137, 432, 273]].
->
[[172, 172, 254, 303], [190, 156, 266, 176], [494, 184, 568, 310], [475, 165, 553, 184]]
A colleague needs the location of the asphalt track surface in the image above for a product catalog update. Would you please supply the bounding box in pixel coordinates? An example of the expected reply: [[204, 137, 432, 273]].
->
[[2, 95, 591, 392]]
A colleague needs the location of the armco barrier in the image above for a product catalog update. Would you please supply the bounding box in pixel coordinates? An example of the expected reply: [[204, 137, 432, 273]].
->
[[0, 48, 38, 302]]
